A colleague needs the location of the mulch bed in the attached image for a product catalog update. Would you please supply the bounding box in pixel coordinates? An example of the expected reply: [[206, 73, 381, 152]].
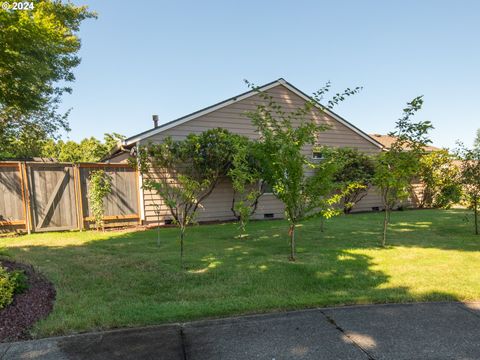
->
[[0, 259, 55, 342]]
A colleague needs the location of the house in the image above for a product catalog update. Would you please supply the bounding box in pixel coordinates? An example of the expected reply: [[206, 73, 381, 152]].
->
[[108, 78, 387, 225]]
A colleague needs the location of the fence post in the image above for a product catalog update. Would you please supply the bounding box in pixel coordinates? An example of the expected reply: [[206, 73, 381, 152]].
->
[[20, 162, 32, 234], [74, 165, 85, 231], [135, 168, 143, 225]]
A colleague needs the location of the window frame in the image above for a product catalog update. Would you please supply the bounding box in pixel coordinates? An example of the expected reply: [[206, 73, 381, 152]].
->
[[312, 150, 325, 160]]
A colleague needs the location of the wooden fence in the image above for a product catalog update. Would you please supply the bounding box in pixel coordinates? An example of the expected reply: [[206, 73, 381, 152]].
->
[[0, 162, 140, 233]]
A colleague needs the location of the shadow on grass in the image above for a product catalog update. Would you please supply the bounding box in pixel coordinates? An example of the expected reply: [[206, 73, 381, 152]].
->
[[0, 210, 471, 338], [298, 208, 480, 252]]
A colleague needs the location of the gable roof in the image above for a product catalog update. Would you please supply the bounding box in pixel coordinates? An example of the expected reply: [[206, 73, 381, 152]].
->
[[122, 78, 383, 149]]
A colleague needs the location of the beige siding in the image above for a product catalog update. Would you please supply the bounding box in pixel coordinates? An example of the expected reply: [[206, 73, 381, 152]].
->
[[354, 187, 384, 212], [140, 84, 382, 224]]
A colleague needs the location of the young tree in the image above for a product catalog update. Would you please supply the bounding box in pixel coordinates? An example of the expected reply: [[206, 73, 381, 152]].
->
[[308, 148, 357, 232], [228, 136, 265, 234], [245, 81, 361, 260], [373, 97, 433, 246], [417, 150, 461, 208], [457, 145, 480, 235], [329, 147, 376, 214], [137, 128, 238, 267], [0, 1, 96, 157]]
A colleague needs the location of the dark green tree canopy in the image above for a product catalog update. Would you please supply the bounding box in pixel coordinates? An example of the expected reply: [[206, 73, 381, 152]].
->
[[332, 148, 375, 184], [227, 135, 265, 232], [0, 0, 95, 159], [328, 147, 376, 213], [0, 1, 95, 116]]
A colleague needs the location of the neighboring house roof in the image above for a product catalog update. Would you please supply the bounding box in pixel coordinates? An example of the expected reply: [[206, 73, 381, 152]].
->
[[369, 134, 441, 152], [121, 78, 384, 149]]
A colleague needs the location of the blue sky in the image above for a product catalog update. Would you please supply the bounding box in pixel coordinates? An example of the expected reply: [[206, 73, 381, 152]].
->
[[64, 0, 480, 149]]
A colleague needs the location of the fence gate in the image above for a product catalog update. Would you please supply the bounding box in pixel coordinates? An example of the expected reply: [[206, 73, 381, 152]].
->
[[27, 164, 78, 232], [0, 161, 140, 233], [79, 164, 140, 228], [0, 163, 27, 232]]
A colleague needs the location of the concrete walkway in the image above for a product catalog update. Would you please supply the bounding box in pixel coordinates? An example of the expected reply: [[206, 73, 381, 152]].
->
[[2, 302, 480, 359]]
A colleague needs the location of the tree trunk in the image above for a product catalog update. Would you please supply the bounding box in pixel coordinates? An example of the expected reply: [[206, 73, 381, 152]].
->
[[230, 193, 240, 220], [156, 211, 161, 246], [320, 217, 325, 233], [180, 226, 185, 268], [289, 223, 296, 261], [382, 207, 389, 247], [475, 198, 478, 235]]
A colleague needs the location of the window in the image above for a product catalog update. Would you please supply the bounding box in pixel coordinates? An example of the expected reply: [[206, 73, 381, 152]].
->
[[312, 151, 324, 160]]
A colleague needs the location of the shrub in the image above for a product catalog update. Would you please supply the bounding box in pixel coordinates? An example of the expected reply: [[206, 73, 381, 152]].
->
[[10, 269, 28, 294], [418, 150, 461, 208], [88, 170, 112, 231], [435, 183, 462, 209], [329, 147, 376, 214], [228, 136, 264, 233], [456, 145, 480, 235], [0, 266, 28, 310]]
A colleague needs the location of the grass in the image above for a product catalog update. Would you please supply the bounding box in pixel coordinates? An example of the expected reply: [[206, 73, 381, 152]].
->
[[1, 209, 480, 338]]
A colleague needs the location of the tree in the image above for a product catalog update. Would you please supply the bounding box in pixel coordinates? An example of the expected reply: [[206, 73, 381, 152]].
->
[[0, 103, 69, 159], [308, 147, 357, 232], [41, 133, 125, 162], [245, 81, 361, 260], [456, 145, 480, 235], [417, 150, 461, 208], [228, 136, 265, 234], [329, 147, 376, 214], [137, 128, 238, 267], [0, 1, 95, 158], [373, 97, 433, 246]]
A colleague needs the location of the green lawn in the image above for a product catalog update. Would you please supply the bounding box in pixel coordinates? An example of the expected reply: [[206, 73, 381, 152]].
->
[[1, 209, 480, 338]]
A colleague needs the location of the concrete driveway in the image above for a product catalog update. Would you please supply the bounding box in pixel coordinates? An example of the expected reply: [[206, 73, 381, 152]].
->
[[2, 302, 480, 359]]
